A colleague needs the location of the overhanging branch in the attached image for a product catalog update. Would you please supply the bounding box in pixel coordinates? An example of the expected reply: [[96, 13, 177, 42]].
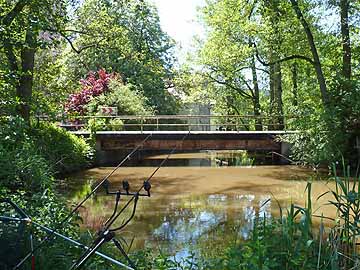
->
[[206, 73, 252, 99], [61, 34, 97, 54], [252, 42, 315, 66]]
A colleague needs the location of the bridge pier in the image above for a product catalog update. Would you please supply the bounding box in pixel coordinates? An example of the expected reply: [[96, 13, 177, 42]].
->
[[280, 142, 292, 164]]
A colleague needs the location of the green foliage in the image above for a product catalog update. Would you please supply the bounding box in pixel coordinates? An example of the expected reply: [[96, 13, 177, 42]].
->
[[283, 81, 360, 166], [0, 187, 82, 270], [326, 163, 360, 263], [86, 80, 154, 116], [181, 0, 360, 163], [0, 116, 93, 189], [61, 0, 178, 114], [30, 123, 94, 175], [131, 249, 208, 270], [283, 113, 346, 166], [0, 116, 52, 191], [0, 116, 94, 269], [0, 0, 73, 120], [83, 78, 154, 131]]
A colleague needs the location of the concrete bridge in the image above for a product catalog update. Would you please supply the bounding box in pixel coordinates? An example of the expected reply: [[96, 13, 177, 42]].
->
[[72, 130, 296, 165], [57, 114, 299, 165]]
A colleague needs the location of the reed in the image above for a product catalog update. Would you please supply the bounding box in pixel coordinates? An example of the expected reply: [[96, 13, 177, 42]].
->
[[187, 163, 360, 270]]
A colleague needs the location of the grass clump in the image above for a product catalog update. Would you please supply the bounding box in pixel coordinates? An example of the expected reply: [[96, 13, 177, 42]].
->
[[202, 166, 360, 270]]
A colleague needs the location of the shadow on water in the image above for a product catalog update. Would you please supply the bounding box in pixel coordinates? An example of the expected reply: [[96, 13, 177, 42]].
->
[[109, 150, 279, 167], [65, 150, 333, 259]]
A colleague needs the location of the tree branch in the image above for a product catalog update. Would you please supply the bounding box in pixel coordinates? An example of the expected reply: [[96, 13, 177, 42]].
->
[[241, 78, 254, 96], [206, 73, 252, 99], [59, 32, 98, 54], [256, 67, 269, 74], [1, 0, 30, 26], [252, 42, 315, 66], [46, 28, 96, 36]]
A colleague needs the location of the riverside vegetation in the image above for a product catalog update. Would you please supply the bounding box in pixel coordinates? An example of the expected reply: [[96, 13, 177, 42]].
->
[[1, 0, 359, 269]]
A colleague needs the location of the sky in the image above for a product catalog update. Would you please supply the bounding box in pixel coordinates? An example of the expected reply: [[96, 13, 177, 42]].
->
[[149, 0, 206, 62]]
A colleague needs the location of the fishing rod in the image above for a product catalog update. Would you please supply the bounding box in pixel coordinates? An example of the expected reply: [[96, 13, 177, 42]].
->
[[0, 199, 134, 270], [13, 134, 152, 270], [70, 131, 191, 270]]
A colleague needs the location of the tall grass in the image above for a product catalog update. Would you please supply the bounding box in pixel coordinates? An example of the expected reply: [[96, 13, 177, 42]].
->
[[201, 164, 360, 270], [323, 162, 360, 269]]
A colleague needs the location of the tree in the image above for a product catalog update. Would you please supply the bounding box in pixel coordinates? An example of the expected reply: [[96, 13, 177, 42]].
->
[[188, 0, 360, 163], [61, 0, 178, 114], [340, 0, 351, 81], [197, 0, 266, 130], [289, 0, 330, 106], [0, 0, 70, 121]]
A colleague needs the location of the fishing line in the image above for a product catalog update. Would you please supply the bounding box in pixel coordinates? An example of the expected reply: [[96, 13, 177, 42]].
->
[[0, 203, 133, 270], [13, 134, 152, 269], [70, 131, 190, 270]]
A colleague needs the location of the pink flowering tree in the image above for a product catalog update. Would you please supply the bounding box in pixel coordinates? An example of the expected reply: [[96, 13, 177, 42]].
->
[[65, 69, 115, 114]]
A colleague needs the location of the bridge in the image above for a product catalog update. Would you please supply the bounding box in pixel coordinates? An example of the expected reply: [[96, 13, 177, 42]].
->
[[58, 115, 298, 165]]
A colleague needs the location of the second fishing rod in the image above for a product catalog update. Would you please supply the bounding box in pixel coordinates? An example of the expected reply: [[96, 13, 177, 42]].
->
[[70, 131, 191, 270]]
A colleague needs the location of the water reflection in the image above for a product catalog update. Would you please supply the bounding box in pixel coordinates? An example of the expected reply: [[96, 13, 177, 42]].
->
[[69, 190, 289, 255], [66, 152, 332, 258], [139, 150, 271, 167]]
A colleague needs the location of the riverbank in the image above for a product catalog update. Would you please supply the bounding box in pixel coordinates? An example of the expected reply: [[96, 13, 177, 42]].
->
[[0, 117, 94, 269]]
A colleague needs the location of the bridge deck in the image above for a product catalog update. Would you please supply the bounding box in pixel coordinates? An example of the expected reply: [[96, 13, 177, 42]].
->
[[72, 130, 297, 153]]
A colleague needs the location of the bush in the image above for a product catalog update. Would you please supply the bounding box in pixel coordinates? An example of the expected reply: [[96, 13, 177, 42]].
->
[[31, 123, 94, 175], [0, 116, 94, 191], [283, 110, 347, 167], [0, 187, 81, 270], [0, 116, 52, 191], [0, 117, 94, 269], [65, 69, 115, 114], [85, 80, 153, 116]]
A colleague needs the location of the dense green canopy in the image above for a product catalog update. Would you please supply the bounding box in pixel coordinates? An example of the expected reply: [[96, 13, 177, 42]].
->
[[177, 0, 360, 164]]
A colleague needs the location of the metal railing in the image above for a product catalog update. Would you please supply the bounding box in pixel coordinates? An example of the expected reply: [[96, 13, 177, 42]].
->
[[36, 114, 300, 132]]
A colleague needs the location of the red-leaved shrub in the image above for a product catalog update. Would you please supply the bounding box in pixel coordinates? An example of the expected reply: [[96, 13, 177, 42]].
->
[[65, 69, 115, 114]]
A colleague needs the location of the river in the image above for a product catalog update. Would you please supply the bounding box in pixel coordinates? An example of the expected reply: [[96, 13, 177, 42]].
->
[[67, 150, 335, 259]]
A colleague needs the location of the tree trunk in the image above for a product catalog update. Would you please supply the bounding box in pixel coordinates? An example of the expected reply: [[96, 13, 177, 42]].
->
[[290, 0, 330, 106], [291, 62, 298, 107], [269, 64, 275, 113], [269, 64, 275, 130], [16, 29, 36, 122], [340, 0, 351, 80], [251, 54, 262, 131], [274, 62, 284, 130]]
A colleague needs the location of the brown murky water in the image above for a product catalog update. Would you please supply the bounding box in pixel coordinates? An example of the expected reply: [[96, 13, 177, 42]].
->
[[67, 151, 335, 258]]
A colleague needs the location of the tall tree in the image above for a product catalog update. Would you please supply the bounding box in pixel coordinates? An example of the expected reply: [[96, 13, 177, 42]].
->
[[198, 0, 266, 130], [340, 0, 351, 80], [289, 0, 330, 106], [0, 0, 69, 121], [62, 0, 177, 114]]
